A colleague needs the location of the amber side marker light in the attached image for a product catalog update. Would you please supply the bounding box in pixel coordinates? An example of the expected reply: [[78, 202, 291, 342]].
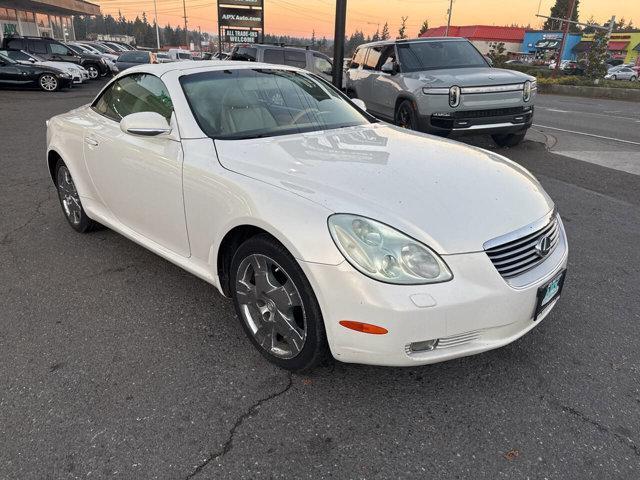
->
[[339, 321, 388, 335]]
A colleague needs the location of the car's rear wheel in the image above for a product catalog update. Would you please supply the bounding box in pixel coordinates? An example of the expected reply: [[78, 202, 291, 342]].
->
[[395, 100, 418, 130], [39, 74, 58, 92], [86, 65, 99, 79], [230, 234, 328, 371], [492, 131, 527, 148], [55, 159, 97, 233]]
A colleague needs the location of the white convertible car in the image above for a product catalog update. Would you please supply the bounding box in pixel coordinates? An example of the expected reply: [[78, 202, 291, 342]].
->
[[46, 61, 568, 371]]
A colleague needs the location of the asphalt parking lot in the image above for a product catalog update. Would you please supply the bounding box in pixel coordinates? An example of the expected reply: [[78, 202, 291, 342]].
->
[[1, 82, 639, 479]]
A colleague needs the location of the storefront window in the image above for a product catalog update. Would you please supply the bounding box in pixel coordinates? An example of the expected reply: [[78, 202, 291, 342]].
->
[[0, 8, 18, 21], [50, 15, 63, 39]]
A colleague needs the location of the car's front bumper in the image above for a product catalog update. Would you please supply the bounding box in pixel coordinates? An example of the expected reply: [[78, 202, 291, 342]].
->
[[301, 217, 568, 367]]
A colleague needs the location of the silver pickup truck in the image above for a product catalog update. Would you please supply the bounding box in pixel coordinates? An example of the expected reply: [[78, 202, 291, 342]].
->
[[346, 37, 536, 147]]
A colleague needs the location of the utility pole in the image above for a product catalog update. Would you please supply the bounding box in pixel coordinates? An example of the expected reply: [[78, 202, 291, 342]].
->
[[198, 25, 202, 52], [332, 0, 347, 89], [552, 0, 577, 78], [182, 0, 188, 48], [445, 0, 453, 36], [153, 0, 160, 49]]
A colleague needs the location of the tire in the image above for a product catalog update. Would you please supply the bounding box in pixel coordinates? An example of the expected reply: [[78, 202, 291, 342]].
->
[[86, 65, 100, 80], [395, 99, 418, 130], [611, 75, 617, 80], [54, 159, 97, 233], [492, 131, 527, 148], [229, 234, 328, 371], [39, 74, 59, 92], [631, 76, 637, 82]]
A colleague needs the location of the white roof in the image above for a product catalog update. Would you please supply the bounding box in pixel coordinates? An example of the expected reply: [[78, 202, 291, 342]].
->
[[121, 60, 300, 78]]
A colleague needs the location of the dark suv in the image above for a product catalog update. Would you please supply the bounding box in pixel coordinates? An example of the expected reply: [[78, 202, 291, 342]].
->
[[1, 36, 109, 79]]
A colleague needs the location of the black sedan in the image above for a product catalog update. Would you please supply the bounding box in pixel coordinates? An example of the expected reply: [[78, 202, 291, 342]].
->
[[115, 51, 157, 72], [0, 53, 73, 91]]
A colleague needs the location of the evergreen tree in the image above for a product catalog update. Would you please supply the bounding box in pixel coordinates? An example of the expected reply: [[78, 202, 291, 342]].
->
[[372, 28, 380, 42], [381, 22, 390, 40], [584, 29, 608, 79], [418, 19, 429, 36], [398, 16, 408, 39], [543, 0, 580, 32]]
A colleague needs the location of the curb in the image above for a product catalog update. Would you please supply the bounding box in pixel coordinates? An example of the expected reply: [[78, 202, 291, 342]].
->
[[538, 83, 640, 101]]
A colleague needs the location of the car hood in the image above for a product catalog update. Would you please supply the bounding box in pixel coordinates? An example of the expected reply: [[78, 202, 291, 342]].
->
[[214, 124, 554, 254], [17, 63, 65, 75], [406, 67, 534, 88]]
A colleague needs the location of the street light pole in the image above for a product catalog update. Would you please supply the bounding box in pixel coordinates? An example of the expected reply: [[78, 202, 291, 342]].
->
[[332, 0, 347, 89], [153, 0, 160, 50], [445, 0, 453, 37], [182, 0, 189, 48]]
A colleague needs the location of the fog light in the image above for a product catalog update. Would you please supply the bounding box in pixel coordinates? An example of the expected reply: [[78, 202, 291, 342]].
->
[[408, 339, 439, 353]]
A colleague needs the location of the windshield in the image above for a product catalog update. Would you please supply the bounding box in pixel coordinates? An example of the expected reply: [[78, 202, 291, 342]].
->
[[230, 46, 257, 61], [177, 53, 192, 59], [0, 49, 37, 62], [90, 44, 111, 53], [0, 53, 16, 64], [397, 40, 488, 72], [181, 68, 372, 140]]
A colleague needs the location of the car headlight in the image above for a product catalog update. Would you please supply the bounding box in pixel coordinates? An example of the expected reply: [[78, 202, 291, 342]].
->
[[60, 73, 71, 78], [523, 80, 532, 102], [328, 214, 452, 284], [449, 85, 461, 107]]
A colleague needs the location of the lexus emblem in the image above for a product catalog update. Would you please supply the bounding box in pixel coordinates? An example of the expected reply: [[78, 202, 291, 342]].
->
[[535, 236, 553, 258]]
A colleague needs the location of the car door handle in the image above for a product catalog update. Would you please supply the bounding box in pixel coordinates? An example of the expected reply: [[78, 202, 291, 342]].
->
[[84, 137, 99, 146]]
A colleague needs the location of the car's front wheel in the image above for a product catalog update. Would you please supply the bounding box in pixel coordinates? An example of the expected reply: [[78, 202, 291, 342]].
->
[[631, 76, 637, 82], [86, 65, 100, 79], [39, 74, 59, 92], [492, 131, 527, 148], [395, 99, 418, 130], [55, 159, 97, 233], [230, 234, 328, 371]]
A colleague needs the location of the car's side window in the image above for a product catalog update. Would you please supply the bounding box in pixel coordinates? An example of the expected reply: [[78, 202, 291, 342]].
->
[[93, 74, 173, 122], [284, 50, 306, 69], [313, 54, 332, 75], [50, 43, 69, 55], [6, 38, 25, 50], [363, 46, 382, 71], [263, 49, 285, 65], [350, 47, 365, 68], [376, 45, 396, 70], [29, 40, 47, 54]]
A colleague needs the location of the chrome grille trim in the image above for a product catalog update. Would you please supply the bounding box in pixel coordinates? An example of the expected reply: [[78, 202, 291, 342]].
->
[[484, 211, 559, 279]]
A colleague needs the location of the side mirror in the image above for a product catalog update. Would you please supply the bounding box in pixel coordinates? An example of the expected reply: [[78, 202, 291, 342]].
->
[[120, 111, 172, 136], [352, 98, 367, 112]]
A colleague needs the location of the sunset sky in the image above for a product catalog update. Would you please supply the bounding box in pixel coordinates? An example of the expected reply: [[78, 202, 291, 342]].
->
[[96, 0, 640, 38]]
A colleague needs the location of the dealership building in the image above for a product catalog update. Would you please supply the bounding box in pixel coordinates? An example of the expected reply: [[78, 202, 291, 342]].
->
[[420, 25, 526, 54], [0, 0, 99, 43]]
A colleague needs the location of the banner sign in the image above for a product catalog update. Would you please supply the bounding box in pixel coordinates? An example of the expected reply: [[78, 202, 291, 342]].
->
[[218, 7, 263, 28], [224, 29, 259, 43]]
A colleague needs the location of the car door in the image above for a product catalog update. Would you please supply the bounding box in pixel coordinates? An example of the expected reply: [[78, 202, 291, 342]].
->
[[0, 57, 28, 85], [83, 73, 190, 257], [368, 44, 400, 119], [48, 42, 80, 65]]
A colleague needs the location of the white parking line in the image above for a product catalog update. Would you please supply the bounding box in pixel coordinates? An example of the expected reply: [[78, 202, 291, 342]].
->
[[532, 124, 640, 146], [537, 107, 640, 122]]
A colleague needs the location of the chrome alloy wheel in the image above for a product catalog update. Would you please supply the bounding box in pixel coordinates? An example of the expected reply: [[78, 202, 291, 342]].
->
[[87, 66, 99, 79], [235, 254, 307, 359], [40, 74, 58, 91], [57, 166, 81, 225]]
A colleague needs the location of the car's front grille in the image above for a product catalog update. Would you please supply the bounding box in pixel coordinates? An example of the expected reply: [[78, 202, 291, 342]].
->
[[454, 107, 527, 119], [485, 215, 560, 278]]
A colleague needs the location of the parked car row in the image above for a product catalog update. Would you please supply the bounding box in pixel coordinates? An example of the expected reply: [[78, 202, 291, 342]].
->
[[0, 35, 145, 91]]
